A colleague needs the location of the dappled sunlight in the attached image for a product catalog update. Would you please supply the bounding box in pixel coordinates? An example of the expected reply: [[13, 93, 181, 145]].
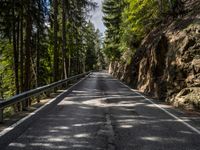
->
[[4, 72, 200, 150], [117, 119, 137, 123], [9, 143, 26, 148], [58, 100, 80, 105], [53, 126, 69, 130], [179, 131, 193, 134], [49, 130, 59, 133], [141, 136, 186, 143], [29, 143, 68, 149], [140, 136, 161, 142], [82, 98, 106, 107], [73, 122, 104, 127], [119, 125, 133, 128], [71, 90, 89, 93], [48, 136, 68, 142], [74, 133, 91, 138]]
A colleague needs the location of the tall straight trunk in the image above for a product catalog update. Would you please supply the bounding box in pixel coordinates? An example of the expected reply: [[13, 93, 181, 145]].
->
[[67, 5, 71, 77], [24, 0, 32, 91], [76, 46, 79, 74], [53, 0, 59, 82], [68, 27, 72, 76], [62, 0, 67, 79], [36, 32, 40, 103], [16, 16, 20, 82], [68, 49, 71, 76], [36, 0, 42, 87], [16, 16, 22, 111], [36, 32, 40, 87], [75, 26, 79, 74], [23, 0, 32, 109], [20, 10, 24, 93], [12, 0, 19, 94]]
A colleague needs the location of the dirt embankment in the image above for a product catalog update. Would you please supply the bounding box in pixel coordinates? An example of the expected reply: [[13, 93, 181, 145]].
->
[[110, 0, 200, 110]]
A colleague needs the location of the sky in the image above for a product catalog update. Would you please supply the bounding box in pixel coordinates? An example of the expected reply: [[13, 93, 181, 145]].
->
[[89, 0, 106, 35]]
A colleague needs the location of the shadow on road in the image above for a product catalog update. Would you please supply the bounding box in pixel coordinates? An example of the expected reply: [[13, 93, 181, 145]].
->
[[5, 72, 200, 150]]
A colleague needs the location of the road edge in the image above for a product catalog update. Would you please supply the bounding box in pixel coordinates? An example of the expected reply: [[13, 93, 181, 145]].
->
[[116, 79, 200, 135], [0, 73, 91, 148]]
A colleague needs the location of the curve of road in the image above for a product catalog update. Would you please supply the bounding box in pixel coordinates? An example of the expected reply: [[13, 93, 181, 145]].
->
[[3, 72, 200, 150]]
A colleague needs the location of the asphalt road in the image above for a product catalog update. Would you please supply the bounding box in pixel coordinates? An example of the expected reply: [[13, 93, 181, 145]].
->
[[4, 72, 200, 150]]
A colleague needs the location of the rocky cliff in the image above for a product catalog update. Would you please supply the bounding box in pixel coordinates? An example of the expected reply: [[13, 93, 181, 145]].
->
[[109, 0, 200, 110]]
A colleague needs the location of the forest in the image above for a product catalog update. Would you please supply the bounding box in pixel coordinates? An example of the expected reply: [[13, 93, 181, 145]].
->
[[102, 0, 184, 61], [102, 0, 200, 109], [0, 0, 200, 149], [0, 0, 199, 110], [0, 0, 105, 100]]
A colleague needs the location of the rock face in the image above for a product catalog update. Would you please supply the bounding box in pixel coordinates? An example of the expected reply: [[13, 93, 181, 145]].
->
[[110, 1, 200, 110]]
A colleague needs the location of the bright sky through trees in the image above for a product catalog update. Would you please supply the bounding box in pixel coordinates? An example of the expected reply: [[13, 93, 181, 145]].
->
[[90, 0, 106, 35]]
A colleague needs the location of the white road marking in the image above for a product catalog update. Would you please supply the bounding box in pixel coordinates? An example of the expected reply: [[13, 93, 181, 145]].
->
[[0, 73, 91, 137], [118, 80, 200, 135]]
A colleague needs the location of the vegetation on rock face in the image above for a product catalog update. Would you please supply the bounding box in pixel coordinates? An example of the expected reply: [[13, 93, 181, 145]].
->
[[103, 0, 184, 62], [0, 0, 104, 100], [0, 0, 199, 111], [103, 0, 200, 109]]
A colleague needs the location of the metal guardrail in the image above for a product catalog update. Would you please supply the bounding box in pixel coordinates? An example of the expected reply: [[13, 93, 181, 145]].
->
[[0, 71, 91, 122]]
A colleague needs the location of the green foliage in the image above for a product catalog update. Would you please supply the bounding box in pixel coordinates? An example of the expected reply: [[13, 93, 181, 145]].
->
[[120, 0, 159, 50], [102, 0, 123, 61], [82, 22, 104, 71], [84, 22, 97, 71], [103, 0, 183, 63], [0, 40, 15, 98], [0, 0, 103, 100]]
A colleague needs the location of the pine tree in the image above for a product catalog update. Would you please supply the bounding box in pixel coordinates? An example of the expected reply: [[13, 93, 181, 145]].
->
[[53, 0, 59, 82], [102, 0, 123, 60], [0, 0, 100, 102]]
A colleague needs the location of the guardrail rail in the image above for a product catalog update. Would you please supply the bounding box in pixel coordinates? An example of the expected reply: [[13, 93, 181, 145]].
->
[[0, 72, 91, 123]]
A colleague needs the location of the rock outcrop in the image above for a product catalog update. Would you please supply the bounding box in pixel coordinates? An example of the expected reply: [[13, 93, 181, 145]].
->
[[110, 0, 200, 110]]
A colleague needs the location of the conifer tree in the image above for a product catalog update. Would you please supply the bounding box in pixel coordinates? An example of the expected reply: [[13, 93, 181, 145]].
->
[[102, 0, 123, 60]]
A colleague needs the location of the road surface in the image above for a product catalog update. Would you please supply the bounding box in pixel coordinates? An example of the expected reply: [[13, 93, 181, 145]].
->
[[4, 72, 200, 150]]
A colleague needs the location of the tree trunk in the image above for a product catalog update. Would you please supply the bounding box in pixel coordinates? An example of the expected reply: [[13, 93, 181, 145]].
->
[[12, 0, 19, 95], [24, 2, 31, 91], [62, 0, 67, 79], [23, 0, 32, 109], [36, 31, 40, 87], [20, 10, 24, 93], [53, 0, 59, 82], [16, 16, 20, 92]]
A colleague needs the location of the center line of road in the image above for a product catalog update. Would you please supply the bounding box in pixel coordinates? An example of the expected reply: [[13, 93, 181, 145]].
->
[[118, 80, 200, 135]]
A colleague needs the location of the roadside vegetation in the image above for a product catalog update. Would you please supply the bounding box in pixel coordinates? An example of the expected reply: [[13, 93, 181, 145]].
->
[[102, 0, 184, 61], [0, 0, 104, 100], [103, 0, 200, 110]]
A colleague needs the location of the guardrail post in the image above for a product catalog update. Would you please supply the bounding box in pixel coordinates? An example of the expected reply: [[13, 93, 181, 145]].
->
[[0, 108, 3, 123], [36, 96, 40, 103], [0, 72, 91, 117], [0, 99, 3, 123], [22, 99, 29, 111]]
